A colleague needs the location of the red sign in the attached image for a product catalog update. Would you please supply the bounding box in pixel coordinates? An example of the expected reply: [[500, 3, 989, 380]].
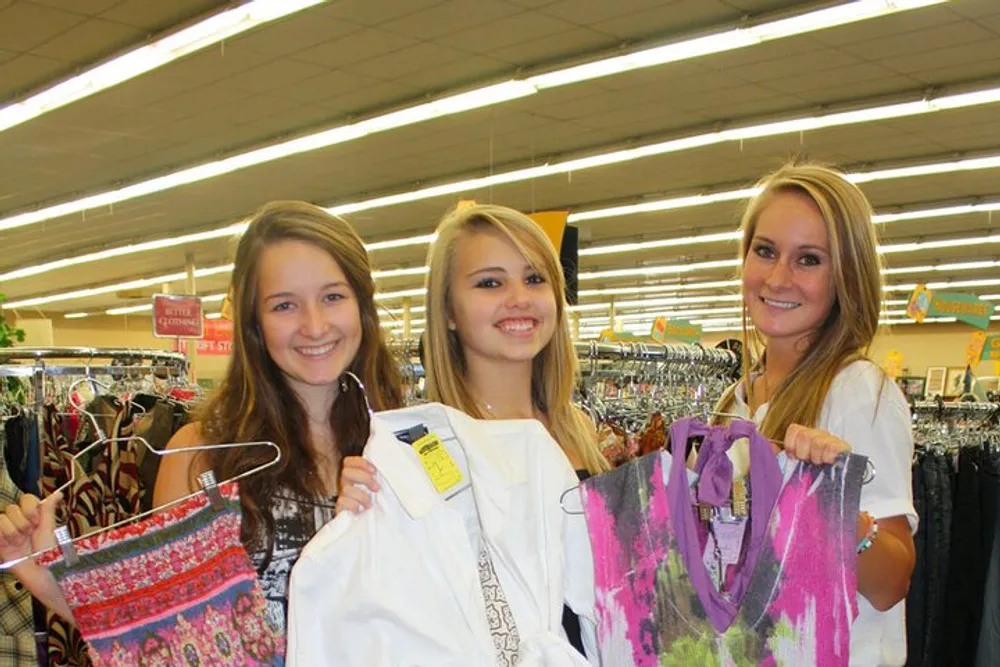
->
[[153, 294, 203, 338], [197, 318, 234, 356]]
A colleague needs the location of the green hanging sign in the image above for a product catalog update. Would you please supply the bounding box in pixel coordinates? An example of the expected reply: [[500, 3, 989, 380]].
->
[[981, 334, 1000, 361], [908, 285, 992, 330]]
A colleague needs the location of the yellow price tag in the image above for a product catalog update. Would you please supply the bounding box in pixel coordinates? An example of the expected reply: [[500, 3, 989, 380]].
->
[[412, 432, 464, 494]]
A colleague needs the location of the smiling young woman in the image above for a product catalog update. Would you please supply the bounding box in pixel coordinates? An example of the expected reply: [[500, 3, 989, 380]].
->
[[718, 163, 917, 666], [422, 203, 608, 477], [0, 201, 404, 641]]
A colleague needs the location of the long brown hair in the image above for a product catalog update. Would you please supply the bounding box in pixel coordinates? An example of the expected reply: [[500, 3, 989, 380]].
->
[[718, 162, 884, 438], [424, 204, 609, 474], [198, 201, 403, 557]]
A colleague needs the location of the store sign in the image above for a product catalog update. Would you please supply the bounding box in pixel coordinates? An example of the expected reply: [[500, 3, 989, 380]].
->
[[650, 317, 702, 344], [152, 294, 203, 338], [197, 318, 234, 356], [598, 329, 654, 344], [907, 285, 991, 330], [981, 334, 1000, 362], [527, 210, 569, 251]]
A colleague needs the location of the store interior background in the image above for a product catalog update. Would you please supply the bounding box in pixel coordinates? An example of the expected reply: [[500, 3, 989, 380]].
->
[[3, 0, 1000, 390]]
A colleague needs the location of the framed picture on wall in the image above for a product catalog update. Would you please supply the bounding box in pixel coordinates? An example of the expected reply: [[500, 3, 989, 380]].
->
[[924, 367, 947, 399], [897, 376, 926, 401], [944, 367, 967, 398]]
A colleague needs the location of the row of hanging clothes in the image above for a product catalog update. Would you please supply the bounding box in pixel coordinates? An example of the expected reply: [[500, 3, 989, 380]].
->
[[573, 341, 741, 467], [0, 347, 198, 667], [905, 400, 1000, 667]]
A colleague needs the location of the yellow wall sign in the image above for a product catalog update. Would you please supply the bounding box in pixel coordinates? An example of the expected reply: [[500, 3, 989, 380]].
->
[[599, 329, 655, 344], [967, 331, 988, 366], [527, 210, 569, 252], [906, 285, 932, 323], [883, 349, 904, 380]]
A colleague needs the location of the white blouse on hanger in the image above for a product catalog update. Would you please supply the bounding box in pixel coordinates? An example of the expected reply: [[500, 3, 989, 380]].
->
[[286, 403, 599, 666]]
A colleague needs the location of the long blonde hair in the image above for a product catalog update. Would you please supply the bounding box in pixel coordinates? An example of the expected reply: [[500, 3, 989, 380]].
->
[[424, 204, 609, 474], [199, 201, 403, 557], [721, 163, 884, 439]]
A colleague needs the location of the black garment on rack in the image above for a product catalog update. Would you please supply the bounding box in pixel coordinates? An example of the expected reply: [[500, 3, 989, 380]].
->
[[906, 451, 952, 667], [975, 463, 1000, 665], [3, 414, 39, 496], [907, 442, 1000, 667]]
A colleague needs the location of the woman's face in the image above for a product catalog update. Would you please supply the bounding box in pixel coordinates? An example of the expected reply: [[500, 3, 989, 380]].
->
[[255, 240, 362, 394], [742, 190, 836, 349], [447, 228, 558, 368]]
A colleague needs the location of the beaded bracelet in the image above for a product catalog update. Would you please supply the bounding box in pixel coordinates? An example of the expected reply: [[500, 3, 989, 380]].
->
[[856, 515, 879, 555]]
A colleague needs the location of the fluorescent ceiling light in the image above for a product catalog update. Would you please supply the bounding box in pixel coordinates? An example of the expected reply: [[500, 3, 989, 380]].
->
[[883, 260, 1000, 275], [106, 291, 226, 315], [578, 282, 741, 298], [569, 294, 743, 312], [8, 143, 1000, 290], [529, 0, 946, 88], [579, 258, 740, 281], [580, 252, 999, 285], [0, 0, 324, 134], [5, 42, 990, 238], [63, 312, 89, 319], [374, 288, 425, 301], [367, 234, 438, 252], [579, 217, 1000, 260], [581, 306, 744, 324], [881, 235, 1000, 255], [0, 223, 248, 283], [107, 304, 153, 315], [0, 0, 940, 234], [885, 278, 1000, 292], [382, 305, 428, 316], [372, 266, 429, 279], [3, 265, 232, 309], [381, 318, 427, 329]]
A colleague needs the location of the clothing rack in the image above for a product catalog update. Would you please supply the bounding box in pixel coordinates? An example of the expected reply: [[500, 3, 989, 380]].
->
[[912, 400, 998, 414], [573, 341, 738, 371]]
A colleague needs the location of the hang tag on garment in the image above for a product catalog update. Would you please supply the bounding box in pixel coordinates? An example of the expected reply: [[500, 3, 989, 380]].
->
[[412, 431, 465, 494], [731, 479, 749, 517], [712, 516, 748, 568], [702, 531, 723, 591]]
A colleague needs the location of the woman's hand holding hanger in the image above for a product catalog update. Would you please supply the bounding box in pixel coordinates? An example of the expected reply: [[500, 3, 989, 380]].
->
[[782, 423, 851, 463], [0, 492, 76, 623], [335, 456, 379, 515]]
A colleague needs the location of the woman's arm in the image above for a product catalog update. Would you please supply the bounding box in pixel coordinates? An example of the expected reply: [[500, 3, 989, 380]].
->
[[151, 422, 208, 506], [855, 514, 915, 611]]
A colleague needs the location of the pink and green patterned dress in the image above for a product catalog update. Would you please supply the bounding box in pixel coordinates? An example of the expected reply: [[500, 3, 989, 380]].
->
[[580, 417, 864, 666]]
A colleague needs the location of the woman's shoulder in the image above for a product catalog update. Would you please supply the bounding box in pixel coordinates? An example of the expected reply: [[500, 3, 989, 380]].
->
[[164, 421, 208, 451], [826, 358, 908, 416]]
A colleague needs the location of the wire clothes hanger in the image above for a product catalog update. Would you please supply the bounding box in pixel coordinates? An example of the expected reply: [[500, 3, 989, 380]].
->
[[0, 385, 282, 571], [559, 412, 876, 515]]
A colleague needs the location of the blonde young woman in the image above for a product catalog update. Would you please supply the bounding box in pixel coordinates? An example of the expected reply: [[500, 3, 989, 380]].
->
[[337, 203, 608, 656], [338, 204, 608, 514], [718, 163, 917, 665], [0, 201, 403, 636]]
